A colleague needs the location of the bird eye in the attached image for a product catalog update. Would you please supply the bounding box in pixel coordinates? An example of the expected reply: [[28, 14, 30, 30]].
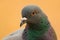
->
[[31, 10, 38, 16], [31, 12, 36, 16]]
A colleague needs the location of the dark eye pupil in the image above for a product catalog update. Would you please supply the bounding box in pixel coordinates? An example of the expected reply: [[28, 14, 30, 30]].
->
[[32, 12, 35, 14]]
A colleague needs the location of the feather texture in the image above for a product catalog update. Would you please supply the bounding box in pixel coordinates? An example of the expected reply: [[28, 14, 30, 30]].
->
[[3, 28, 25, 40], [3, 5, 57, 40]]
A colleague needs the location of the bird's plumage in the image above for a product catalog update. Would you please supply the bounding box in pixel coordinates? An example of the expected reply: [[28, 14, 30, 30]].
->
[[3, 5, 57, 40], [3, 28, 25, 40], [23, 25, 57, 40]]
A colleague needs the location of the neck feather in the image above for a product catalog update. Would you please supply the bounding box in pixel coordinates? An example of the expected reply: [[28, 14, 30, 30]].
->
[[22, 17, 50, 40]]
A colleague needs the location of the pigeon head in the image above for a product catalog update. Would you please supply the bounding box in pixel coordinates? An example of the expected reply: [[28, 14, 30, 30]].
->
[[20, 5, 45, 26]]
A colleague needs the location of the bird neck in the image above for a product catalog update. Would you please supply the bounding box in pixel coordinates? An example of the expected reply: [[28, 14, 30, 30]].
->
[[23, 17, 50, 40]]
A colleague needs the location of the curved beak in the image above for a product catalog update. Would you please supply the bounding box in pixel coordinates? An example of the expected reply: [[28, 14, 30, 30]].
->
[[20, 17, 27, 27]]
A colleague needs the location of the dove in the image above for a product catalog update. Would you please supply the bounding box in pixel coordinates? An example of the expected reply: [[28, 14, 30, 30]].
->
[[3, 5, 57, 40]]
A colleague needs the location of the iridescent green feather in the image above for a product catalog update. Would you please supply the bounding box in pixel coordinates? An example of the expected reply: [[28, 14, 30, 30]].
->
[[27, 16, 50, 40]]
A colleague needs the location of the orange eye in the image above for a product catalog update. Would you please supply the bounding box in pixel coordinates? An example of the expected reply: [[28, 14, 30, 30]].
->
[[31, 12, 36, 16], [31, 10, 38, 16]]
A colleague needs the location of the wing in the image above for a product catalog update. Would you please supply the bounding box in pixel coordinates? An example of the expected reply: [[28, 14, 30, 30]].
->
[[3, 28, 25, 40]]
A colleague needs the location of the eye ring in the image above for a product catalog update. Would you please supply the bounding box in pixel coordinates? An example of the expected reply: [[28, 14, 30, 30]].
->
[[31, 10, 38, 16], [31, 11, 36, 16]]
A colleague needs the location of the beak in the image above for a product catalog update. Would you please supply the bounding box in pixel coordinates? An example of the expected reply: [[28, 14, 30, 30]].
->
[[20, 17, 27, 27]]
